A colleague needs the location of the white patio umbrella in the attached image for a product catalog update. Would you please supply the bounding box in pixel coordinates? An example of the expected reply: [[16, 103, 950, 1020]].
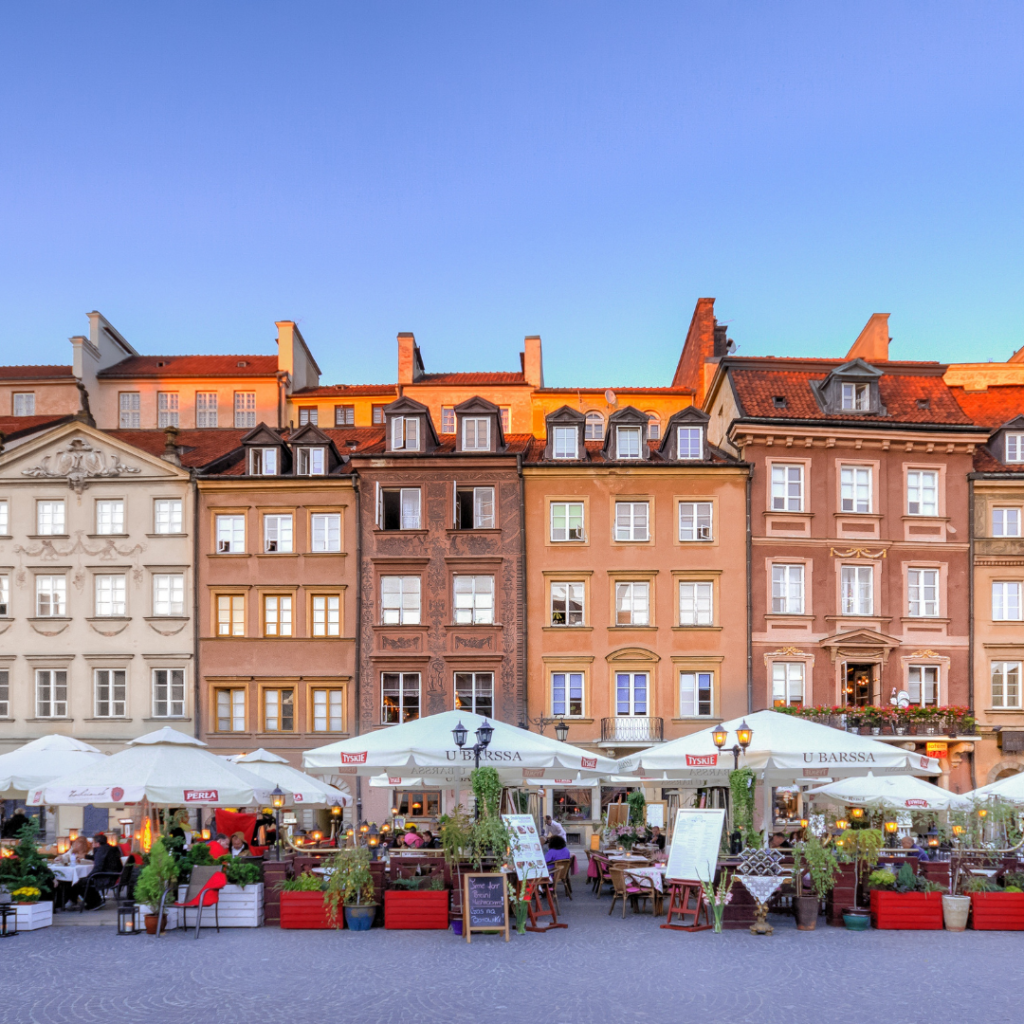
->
[[805, 771, 970, 811], [232, 749, 351, 806], [0, 734, 104, 797], [967, 770, 1024, 805]]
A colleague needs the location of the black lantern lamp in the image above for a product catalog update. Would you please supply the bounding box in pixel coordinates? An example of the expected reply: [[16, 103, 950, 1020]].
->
[[554, 718, 569, 743], [884, 817, 899, 847], [476, 719, 494, 749], [368, 824, 380, 860], [736, 720, 753, 750], [711, 721, 754, 771], [0, 886, 16, 938], [850, 806, 865, 820], [117, 896, 138, 936], [452, 721, 469, 749]]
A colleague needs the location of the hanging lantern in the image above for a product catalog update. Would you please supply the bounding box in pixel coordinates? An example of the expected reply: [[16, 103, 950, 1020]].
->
[[884, 819, 899, 835], [835, 819, 849, 831], [849, 807, 864, 819], [68, 828, 79, 842]]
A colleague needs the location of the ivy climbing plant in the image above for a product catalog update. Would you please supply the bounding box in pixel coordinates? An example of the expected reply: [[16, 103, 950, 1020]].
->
[[729, 768, 756, 845]]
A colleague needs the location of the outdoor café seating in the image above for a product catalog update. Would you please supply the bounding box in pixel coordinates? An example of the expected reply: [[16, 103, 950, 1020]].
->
[[170, 866, 228, 939]]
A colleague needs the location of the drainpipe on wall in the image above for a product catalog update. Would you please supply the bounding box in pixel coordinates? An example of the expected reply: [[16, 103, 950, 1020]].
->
[[517, 453, 528, 727], [746, 467, 753, 714], [352, 469, 363, 821], [192, 470, 201, 741]]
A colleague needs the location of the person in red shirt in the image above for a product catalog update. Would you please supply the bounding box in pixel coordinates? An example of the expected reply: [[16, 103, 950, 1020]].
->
[[207, 833, 229, 859]]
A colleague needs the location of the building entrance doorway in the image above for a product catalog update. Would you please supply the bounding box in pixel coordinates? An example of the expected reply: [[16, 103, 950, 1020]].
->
[[844, 663, 875, 707]]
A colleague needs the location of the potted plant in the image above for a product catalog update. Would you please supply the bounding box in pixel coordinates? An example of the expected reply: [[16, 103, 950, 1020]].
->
[[384, 872, 448, 930], [862, 706, 885, 735], [834, 827, 883, 930], [324, 847, 376, 931], [792, 833, 840, 930], [278, 872, 330, 928], [868, 862, 944, 929], [134, 838, 179, 935]]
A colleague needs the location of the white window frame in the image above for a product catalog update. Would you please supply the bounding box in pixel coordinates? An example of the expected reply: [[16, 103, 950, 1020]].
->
[[312, 687, 344, 731], [841, 565, 874, 616], [152, 668, 186, 718], [37, 499, 66, 535], [1007, 434, 1024, 463], [13, 392, 35, 416], [36, 669, 68, 718], [993, 581, 1023, 621], [152, 573, 185, 616], [454, 671, 493, 717], [263, 687, 295, 731], [94, 574, 126, 617], [381, 576, 421, 625], [993, 508, 1022, 538], [382, 672, 420, 724], [550, 501, 584, 542], [615, 581, 650, 626], [907, 665, 939, 707], [157, 392, 179, 428], [992, 661, 1022, 709], [907, 470, 938, 516], [440, 407, 455, 434], [552, 672, 584, 717], [584, 412, 604, 441], [679, 501, 712, 542], [552, 426, 578, 460], [679, 670, 713, 717], [615, 672, 648, 716], [311, 513, 341, 552], [771, 564, 805, 614], [216, 514, 245, 553], [453, 575, 494, 625], [154, 499, 183, 534], [840, 466, 872, 513], [263, 594, 293, 637], [216, 688, 246, 732], [196, 392, 218, 428], [391, 415, 421, 451], [217, 594, 245, 636], [96, 499, 125, 535], [298, 407, 318, 426], [0, 573, 9, 616], [119, 391, 140, 428], [297, 447, 326, 476], [772, 662, 805, 707], [36, 575, 66, 617], [614, 501, 649, 542], [679, 581, 713, 626], [234, 392, 256, 429], [677, 426, 702, 460], [379, 487, 422, 530], [311, 594, 341, 637], [615, 426, 642, 460], [771, 464, 804, 512], [550, 581, 585, 627], [334, 405, 355, 427], [94, 668, 127, 718], [462, 417, 490, 451], [0, 499, 7, 535], [264, 514, 293, 553], [249, 447, 278, 476], [841, 382, 870, 411], [907, 568, 939, 618]]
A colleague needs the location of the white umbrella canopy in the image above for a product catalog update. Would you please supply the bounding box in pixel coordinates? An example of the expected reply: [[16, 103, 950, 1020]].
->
[[0, 734, 104, 796], [805, 771, 970, 811], [232, 749, 352, 806], [30, 727, 282, 807], [968, 770, 1024, 805], [303, 711, 620, 783]]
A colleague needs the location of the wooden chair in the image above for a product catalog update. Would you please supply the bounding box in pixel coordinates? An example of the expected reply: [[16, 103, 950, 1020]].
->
[[551, 859, 573, 904], [608, 866, 651, 918], [625, 871, 661, 916], [593, 855, 615, 897]]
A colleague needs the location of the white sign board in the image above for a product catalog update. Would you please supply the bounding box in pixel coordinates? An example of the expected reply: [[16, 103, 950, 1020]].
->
[[664, 808, 726, 885], [645, 803, 665, 829], [503, 814, 549, 881]]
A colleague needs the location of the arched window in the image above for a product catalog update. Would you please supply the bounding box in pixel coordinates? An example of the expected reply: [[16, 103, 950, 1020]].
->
[[646, 413, 660, 441], [585, 412, 604, 441]]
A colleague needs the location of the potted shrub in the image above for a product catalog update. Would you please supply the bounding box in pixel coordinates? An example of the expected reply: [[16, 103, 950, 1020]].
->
[[324, 847, 377, 931], [835, 827, 883, 930], [868, 862, 944, 929], [278, 872, 330, 929], [134, 839, 179, 935], [11, 885, 52, 931], [384, 872, 449, 930], [966, 872, 1024, 930], [792, 834, 840, 930]]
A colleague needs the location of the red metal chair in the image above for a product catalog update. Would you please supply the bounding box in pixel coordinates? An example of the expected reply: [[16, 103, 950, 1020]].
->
[[172, 868, 227, 938]]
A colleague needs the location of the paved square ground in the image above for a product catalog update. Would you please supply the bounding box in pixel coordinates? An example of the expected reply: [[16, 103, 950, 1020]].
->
[[2, 868, 1019, 1024]]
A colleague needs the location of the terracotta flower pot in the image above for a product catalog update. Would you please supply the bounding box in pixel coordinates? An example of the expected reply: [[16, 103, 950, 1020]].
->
[[143, 914, 167, 936]]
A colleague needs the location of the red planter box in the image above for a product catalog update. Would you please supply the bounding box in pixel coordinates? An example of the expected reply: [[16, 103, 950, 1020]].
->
[[970, 892, 1024, 930], [279, 891, 334, 929], [869, 890, 943, 930], [384, 889, 449, 930]]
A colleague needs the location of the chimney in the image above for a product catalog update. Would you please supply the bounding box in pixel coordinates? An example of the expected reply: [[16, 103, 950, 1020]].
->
[[671, 297, 718, 406], [161, 425, 181, 466], [522, 335, 544, 388], [713, 324, 732, 358], [397, 333, 423, 384], [845, 314, 890, 363]]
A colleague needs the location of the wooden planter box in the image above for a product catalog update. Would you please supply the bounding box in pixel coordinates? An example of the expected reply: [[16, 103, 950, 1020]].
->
[[970, 892, 1024, 930], [384, 889, 449, 930], [15, 902, 52, 931], [176, 883, 264, 928], [279, 890, 333, 929], [869, 890, 943, 929]]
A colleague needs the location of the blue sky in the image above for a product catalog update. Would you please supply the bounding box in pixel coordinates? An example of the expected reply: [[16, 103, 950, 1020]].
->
[[1, 2, 1022, 387]]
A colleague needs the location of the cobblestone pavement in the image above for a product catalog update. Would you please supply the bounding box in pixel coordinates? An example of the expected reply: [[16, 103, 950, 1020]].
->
[[2, 871, 1020, 1024]]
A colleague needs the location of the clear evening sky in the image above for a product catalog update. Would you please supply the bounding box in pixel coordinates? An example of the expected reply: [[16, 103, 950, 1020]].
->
[[1, 3, 1022, 387]]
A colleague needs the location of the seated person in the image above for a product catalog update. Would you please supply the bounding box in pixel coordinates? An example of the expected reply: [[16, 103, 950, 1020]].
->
[[402, 826, 424, 849], [228, 831, 250, 858], [901, 834, 930, 862], [544, 835, 572, 867], [53, 836, 91, 866], [208, 833, 230, 859], [648, 826, 666, 851], [68, 833, 123, 909], [419, 830, 437, 849]]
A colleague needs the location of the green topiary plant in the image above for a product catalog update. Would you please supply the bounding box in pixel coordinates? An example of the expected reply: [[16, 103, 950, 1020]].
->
[[133, 839, 178, 909], [627, 790, 647, 826], [0, 821, 55, 901]]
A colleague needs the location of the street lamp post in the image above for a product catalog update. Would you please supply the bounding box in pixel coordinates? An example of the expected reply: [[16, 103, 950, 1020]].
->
[[710, 720, 754, 853], [270, 786, 285, 861], [554, 719, 569, 743], [452, 719, 495, 819]]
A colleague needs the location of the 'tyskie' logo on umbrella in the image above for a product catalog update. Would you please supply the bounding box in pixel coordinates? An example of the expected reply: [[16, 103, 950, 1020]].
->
[[686, 754, 718, 767], [340, 751, 368, 764]]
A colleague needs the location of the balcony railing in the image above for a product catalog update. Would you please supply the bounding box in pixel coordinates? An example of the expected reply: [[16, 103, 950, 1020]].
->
[[772, 705, 976, 737], [601, 716, 664, 744]]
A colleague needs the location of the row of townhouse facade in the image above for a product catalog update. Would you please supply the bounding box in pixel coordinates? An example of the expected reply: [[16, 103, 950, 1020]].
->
[[4, 300, 1024, 831]]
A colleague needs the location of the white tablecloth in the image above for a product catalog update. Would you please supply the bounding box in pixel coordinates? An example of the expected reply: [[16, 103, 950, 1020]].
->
[[625, 866, 666, 893], [607, 854, 650, 864], [50, 864, 91, 884]]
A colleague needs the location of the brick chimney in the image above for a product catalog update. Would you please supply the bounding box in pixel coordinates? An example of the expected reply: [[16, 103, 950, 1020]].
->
[[398, 332, 424, 384], [845, 314, 890, 363], [161, 425, 181, 465], [671, 298, 718, 406], [522, 335, 544, 388]]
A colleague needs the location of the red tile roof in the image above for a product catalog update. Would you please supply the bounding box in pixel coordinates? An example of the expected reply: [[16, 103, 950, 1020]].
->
[[0, 414, 75, 438], [950, 386, 1024, 429], [414, 372, 527, 386], [973, 449, 1024, 474], [107, 429, 249, 468], [344, 430, 534, 457], [0, 364, 74, 380], [536, 387, 695, 396], [98, 355, 278, 378], [291, 384, 398, 399]]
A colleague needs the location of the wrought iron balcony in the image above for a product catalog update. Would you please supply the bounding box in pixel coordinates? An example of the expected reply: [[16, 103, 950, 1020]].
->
[[600, 716, 664, 744], [772, 706, 976, 737]]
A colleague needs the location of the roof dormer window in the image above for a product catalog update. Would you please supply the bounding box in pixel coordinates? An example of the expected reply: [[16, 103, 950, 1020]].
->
[[616, 426, 642, 460], [250, 448, 278, 476], [841, 383, 870, 411], [1007, 433, 1024, 463], [462, 417, 490, 451], [677, 426, 703, 460], [297, 447, 326, 476], [552, 426, 578, 460], [391, 416, 420, 452]]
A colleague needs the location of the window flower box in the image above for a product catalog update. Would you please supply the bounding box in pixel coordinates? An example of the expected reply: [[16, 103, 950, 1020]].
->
[[15, 901, 52, 931], [869, 890, 943, 929], [384, 889, 449, 930], [176, 883, 264, 928], [969, 892, 1024, 930], [279, 890, 333, 929]]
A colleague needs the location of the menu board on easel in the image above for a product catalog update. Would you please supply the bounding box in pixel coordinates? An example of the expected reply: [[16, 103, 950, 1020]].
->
[[463, 873, 509, 942], [664, 808, 726, 884], [606, 803, 629, 829], [503, 814, 548, 881]]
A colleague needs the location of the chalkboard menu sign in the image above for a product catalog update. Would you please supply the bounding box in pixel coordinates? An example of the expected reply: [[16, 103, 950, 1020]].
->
[[463, 872, 509, 942]]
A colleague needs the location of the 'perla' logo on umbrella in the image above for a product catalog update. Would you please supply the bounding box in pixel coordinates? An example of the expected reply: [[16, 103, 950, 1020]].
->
[[581, 757, 597, 769], [686, 754, 718, 767], [802, 752, 876, 764], [340, 752, 368, 764], [184, 790, 217, 802]]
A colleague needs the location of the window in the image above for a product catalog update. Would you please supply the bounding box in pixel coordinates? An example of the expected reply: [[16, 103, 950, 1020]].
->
[[264, 514, 293, 553], [585, 412, 604, 441], [440, 407, 455, 434], [263, 595, 293, 636], [391, 415, 420, 451], [13, 392, 35, 416], [312, 688, 344, 731], [679, 502, 712, 541], [552, 672, 584, 717], [614, 501, 649, 541], [462, 417, 490, 451], [841, 382, 869, 411], [0, 499, 7, 534], [36, 669, 67, 717], [217, 595, 245, 636], [840, 466, 872, 513], [311, 513, 341, 552], [216, 688, 246, 731], [455, 486, 494, 529], [153, 574, 185, 616], [372, 404, 386, 425], [615, 581, 649, 626], [153, 668, 185, 717], [993, 508, 1021, 537], [772, 564, 805, 614], [96, 500, 124, 535], [298, 407, 318, 426], [908, 568, 939, 617], [119, 392, 140, 428], [455, 672, 493, 716], [841, 565, 873, 615], [772, 663, 805, 707], [552, 426, 577, 460], [551, 582, 584, 626], [380, 488, 421, 530], [234, 392, 256, 428], [677, 426, 702, 460], [157, 392, 179, 428], [680, 671, 713, 717], [397, 790, 440, 817], [263, 688, 295, 731], [771, 465, 804, 512], [249, 447, 278, 476], [1007, 434, 1024, 463], [615, 672, 648, 715], [334, 405, 354, 426], [94, 574, 126, 616], [615, 426, 641, 459], [0, 573, 8, 616], [992, 662, 1022, 709], [155, 499, 183, 534], [311, 595, 340, 636], [36, 575, 66, 616], [37, 499, 65, 535], [216, 514, 245, 553], [993, 581, 1023, 621], [907, 470, 938, 516], [297, 447, 325, 475], [679, 582, 713, 626], [454, 575, 494, 624], [646, 414, 661, 441], [500, 407, 511, 434], [381, 576, 420, 625], [0, 669, 8, 717], [196, 392, 218, 427], [908, 665, 939, 707], [550, 502, 584, 542], [382, 672, 420, 723], [94, 669, 126, 718]]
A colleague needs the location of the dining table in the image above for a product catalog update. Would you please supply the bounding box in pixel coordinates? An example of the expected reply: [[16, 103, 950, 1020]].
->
[[50, 863, 92, 885], [624, 864, 667, 893]]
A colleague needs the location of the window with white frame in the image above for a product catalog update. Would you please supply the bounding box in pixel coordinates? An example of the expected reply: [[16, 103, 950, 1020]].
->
[[157, 392, 179, 428], [615, 501, 649, 542], [0, 499, 7, 535], [772, 662, 805, 707], [841, 565, 873, 615], [155, 498, 183, 534], [217, 594, 245, 636], [455, 672, 493, 716], [615, 581, 649, 626], [153, 574, 185, 616], [312, 688, 344, 731], [94, 574, 126, 616], [771, 464, 804, 511], [584, 412, 604, 441], [153, 667, 186, 716], [264, 514, 293, 553], [440, 407, 455, 434], [119, 392, 140, 428], [216, 688, 246, 731], [263, 688, 295, 731], [907, 470, 938, 516], [0, 573, 8, 616], [96, 499, 124, 535], [841, 382, 869, 411], [234, 392, 256, 428], [311, 595, 340, 636], [679, 501, 712, 541], [552, 672, 584, 717], [94, 669, 126, 717], [615, 672, 648, 715], [615, 426, 642, 459], [462, 417, 490, 451], [311, 513, 341, 552], [36, 669, 67, 717], [552, 426, 578, 460], [298, 407, 318, 426], [455, 486, 494, 529], [382, 672, 420, 723], [646, 414, 661, 441], [216, 514, 245, 553], [840, 466, 872, 513], [297, 447, 325, 475], [908, 568, 939, 617], [993, 508, 1022, 538], [196, 392, 218, 427], [380, 488, 421, 530], [263, 595, 292, 636], [907, 665, 939, 707], [335, 405, 354, 426], [13, 392, 35, 416], [679, 582, 713, 626], [36, 575, 66, 616], [680, 671, 713, 717], [993, 581, 1023, 621], [677, 426, 702, 460], [992, 661, 1022, 709], [454, 575, 494, 624], [1007, 434, 1024, 463], [550, 501, 584, 541], [249, 447, 278, 476], [551, 582, 584, 626], [771, 564, 805, 614], [381, 576, 421, 625], [37, 499, 65, 535], [391, 415, 420, 451], [0, 669, 8, 717]]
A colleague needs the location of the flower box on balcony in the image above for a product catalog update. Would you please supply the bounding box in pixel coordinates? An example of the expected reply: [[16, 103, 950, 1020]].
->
[[969, 892, 1024, 930], [279, 890, 333, 929], [384, 889, 449, 930], [15, 901, 52, 931], [869, 890, 943, 929]]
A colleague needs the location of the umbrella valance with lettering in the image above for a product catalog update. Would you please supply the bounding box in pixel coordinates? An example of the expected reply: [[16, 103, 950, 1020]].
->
[[805, 771, 969, 810], [232, 749, 352, 806]]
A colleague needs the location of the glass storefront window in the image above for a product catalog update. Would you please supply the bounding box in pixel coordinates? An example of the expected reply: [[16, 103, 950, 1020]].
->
[[553, 788, 592, 821]]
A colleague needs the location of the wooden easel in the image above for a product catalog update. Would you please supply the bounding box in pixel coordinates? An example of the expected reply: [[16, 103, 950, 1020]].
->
[[660, 879, 711, 931], [524, 880, 568, 932]]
